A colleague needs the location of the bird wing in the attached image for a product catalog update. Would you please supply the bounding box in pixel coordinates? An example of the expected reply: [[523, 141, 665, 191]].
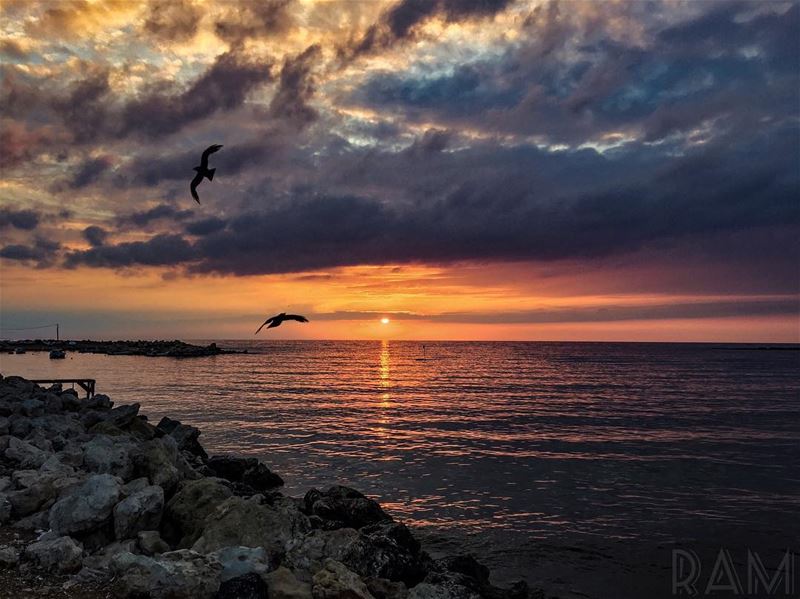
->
[[189, 171, 204, 204], [254, 316, 277, 334], [200, 144, 223, 169], [284, 314, 309, 323]]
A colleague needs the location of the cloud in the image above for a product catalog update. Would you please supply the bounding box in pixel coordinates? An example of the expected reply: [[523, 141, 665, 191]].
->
[[213, 0, 294, 43], [0, 208, 40, 230], [269, 44, 321, 128], [82, 225, 108, 247], [342, 0, 514, 60], [57, 156, 114, 190], [116, 204, 194, 228], [143, 0, 201, 41], [185, 216, 227, 236], [64, 233, 193, 268], [0, 237, 60, 267]]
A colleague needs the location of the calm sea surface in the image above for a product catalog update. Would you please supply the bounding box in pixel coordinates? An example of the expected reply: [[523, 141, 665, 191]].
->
[[2, 341, 799, 598]]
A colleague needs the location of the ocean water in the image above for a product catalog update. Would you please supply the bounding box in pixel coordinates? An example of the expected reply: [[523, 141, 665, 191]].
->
[[3, 341, 799, 598]]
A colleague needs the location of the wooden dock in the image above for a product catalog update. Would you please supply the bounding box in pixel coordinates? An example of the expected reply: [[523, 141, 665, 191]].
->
[[30, 378, 96, 398]]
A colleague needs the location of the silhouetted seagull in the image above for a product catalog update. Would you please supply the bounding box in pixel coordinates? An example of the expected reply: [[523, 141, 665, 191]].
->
[[190, 144, 223, 204], [255, 312, 310, 334]]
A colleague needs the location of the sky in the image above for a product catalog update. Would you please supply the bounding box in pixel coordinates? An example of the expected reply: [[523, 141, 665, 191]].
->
[[0, 0, 798, 342]]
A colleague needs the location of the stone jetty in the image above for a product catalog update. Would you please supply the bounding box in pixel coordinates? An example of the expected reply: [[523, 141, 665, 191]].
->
[[1, 339, 243, 358], [0, 374, 544, 599]]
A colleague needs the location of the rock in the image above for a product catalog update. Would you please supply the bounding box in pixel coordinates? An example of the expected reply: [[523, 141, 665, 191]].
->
[[82, 539, 138, 571], [312, 558, 374, 599], [20, 398, 44, 417], [158, 417, 207, 459], [24, 536, 84, 573], [366, 578, 408, 599], [49, 473, 122, 536], [137, 530, 171, 555], [5, 482, 57, 518], [432, 556, 488, 587], [86, 394, 113, 410], [112, 549, 223, 599], [13, 508, 51, 530], [88, 421, 126, 436], [287, 524, 426, 587], [60, 392, 82, 411], [211, 545, 278, 582], [127, 416, 159, 440], [304, 486, 391, 530], [0, 476, 10, 492], [266, 566, 314, 599], [192, 495, 310, 555], [5, 437, 49, 468], [407, 582, 479, 599], [133, 436, 182, 492], [44, 394, 63, 413], [208, 455, 284, 491], [114, 485, 164, 539], [0, 417, 9, 435], [0, 496, 11, 523], [104, 403, 140, 428], [8, 415, 32, 438], [0, 545, 20, 567], [163, 478, 233, 547], [122, 477, 151, 496], [217, 572, 269, 599]]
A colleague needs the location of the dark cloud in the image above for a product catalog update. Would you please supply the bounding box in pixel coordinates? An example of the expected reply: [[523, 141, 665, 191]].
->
[[352, 2, 798, 144], [118, 48, 274, 140], [82, 225, 108, 247], [342, 0, 513, 60], [185, 217, 227, 236], [116, 204, 194, 228], [214, 0, 294, 43], [64, 234, 193, 269], [58, 156, 113, 190], [269, 44, 321, 127], [0, 208, 40, 230], [144, 0, 201, 41], [0, 237, 60, 267], [0, 39, 28, 60]]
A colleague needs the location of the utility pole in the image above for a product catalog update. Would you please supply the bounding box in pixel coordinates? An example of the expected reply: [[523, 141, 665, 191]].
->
[[56, 323, 59, 341]]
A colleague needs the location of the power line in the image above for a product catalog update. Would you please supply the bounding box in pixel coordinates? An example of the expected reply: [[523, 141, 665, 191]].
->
[[0, 324, 59, 331]]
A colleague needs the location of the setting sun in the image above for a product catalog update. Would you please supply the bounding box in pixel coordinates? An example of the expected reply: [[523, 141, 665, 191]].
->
[[381, 318, 390, 325]]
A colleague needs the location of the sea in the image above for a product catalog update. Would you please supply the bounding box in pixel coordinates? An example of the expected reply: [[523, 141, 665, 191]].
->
[[2, 341, 799, 598]]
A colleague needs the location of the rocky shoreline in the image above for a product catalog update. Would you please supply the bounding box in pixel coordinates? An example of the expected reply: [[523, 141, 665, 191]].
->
[[1, 340, 243, 358], [0, 374, 543, 599]]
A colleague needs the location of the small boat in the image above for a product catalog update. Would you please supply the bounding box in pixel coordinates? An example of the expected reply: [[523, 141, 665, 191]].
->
[[49, 350, 66, 359]]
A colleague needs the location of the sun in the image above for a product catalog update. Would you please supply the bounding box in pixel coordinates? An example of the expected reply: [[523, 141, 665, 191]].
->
[[380, 317, 390, 325]]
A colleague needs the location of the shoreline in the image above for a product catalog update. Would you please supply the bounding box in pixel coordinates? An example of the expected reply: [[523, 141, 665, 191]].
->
[[0, 373, 543, 599]]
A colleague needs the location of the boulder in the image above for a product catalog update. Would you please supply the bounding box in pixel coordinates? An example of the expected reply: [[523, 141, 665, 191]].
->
[[112, 549, 223, 599], [24, 535, 84, 573], [0, 545, 20, 568], [0, 417, 8, 435], [217, 572, 269, 599], [192, 495, 310, 555], [82, 539, 138, 571], [49, 473, 122, 535], [104, 403, 140, 428], [133, 436, 182, 492], [312, 558, 374, 599], [5, 437, 49, 468], [20, 398, 44, 417], [211, 545, 278, 582], [114, 485, 164, 539], [158, 417, 207, 459], [366, 577, 409, 599], [5, 482, 57, 517], [208, 455, 283, 491], [304, 486, 391, 530], [44, 393, 63, 413], [266, 566, 313, 599], [0, 496, 11, 523], [137, 530, 171, 556], [407, 582, 479, 599], [163, 478, 233, 547], [86, 394, 113, 410]]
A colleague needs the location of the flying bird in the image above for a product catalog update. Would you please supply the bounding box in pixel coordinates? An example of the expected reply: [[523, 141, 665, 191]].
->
[[190, 144, 223, 204], [255, 312, 310, 334]]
